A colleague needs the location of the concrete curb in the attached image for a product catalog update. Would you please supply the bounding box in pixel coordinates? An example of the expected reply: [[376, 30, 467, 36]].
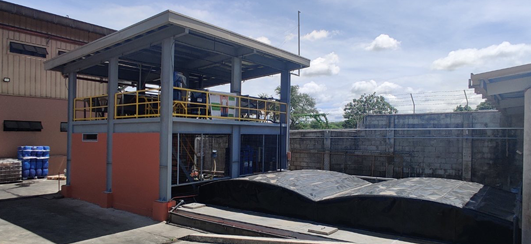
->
[[182, 233, 352, 244]]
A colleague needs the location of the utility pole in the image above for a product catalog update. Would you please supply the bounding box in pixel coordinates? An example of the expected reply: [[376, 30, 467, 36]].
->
[[410, 93, 415, 114], [292, 11, 301, 76]]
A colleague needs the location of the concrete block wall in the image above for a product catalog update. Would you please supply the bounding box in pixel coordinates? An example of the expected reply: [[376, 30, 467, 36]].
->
[[289, 111, 523, 190], [290, 131, 324, 170]]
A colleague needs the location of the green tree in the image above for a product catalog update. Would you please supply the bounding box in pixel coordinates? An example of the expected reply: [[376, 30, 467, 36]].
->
[[328, 121, 344, 129], [453, 105, 473, 112], [343, 92, 397, 128], [275, 85, 318, 129], [475, 101, 495, 111]]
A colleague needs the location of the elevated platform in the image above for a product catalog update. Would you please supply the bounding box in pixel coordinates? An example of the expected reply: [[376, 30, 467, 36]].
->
[[196, 170, 517, 244]]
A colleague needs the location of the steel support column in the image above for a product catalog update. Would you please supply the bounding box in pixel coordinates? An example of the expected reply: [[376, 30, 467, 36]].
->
[[66, 72, 77, 185], [231, 57, 242, 95], [523, 88, 531, 243], [159, 37, 174, 201], [105, 57, 118, 192], [279, 70, 291, 170], [230, 57, 242, 177]]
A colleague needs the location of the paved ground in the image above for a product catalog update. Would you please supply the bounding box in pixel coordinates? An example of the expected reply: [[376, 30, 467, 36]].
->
[[0, 179, 63, 200], [0, 179, 200, 244]]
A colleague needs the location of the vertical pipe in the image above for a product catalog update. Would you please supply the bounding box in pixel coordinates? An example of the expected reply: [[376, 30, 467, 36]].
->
[[177, 133, 180, 185], [522, 88, 531, 243], [158, 36, 174, 201], [262, 135, 265, 173], [298, 11, 300, 57], [66, 72, 77, 185], [200, 134, 204, 177], [106, 57, 118, 192]]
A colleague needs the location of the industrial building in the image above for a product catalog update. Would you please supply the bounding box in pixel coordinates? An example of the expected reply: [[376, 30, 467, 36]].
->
[[0, 1, 113, 173], [44, 10, 309, 220], [2, 1, 527, 243], [469, 64, 531, 243]]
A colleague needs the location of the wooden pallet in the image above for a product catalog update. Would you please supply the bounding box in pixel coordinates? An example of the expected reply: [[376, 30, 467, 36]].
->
[[46, 175, 66, 180]]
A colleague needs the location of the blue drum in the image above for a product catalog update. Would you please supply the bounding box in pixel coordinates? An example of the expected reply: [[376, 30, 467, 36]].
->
[[22, 159, 31, 170]]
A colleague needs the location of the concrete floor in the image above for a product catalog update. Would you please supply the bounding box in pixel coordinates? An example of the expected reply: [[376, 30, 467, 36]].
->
[[0, 179, 199, 244]]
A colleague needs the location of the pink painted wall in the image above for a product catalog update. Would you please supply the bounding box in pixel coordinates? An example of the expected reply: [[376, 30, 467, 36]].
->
[[0, 95, 67, 157], [112, 133, 160, 216], [70, 133, 107, 206], [69, 132, 161, 217]]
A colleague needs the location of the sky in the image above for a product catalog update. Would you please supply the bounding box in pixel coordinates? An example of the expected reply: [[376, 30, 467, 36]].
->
[[11, 0, 531, 121]]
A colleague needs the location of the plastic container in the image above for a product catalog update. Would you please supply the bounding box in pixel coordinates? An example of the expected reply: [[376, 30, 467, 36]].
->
[[35, 146, 43, 157], [31, 146, 38, 157], [36, 168, 42, 177], [22, 170, 29, 179], [43, 159, 49, 169], [23, 146, 32, 158], [22, 159, 31, 170], [36, 159, 43, 169], [42, 169, 48, 176], [43, 146, 50, 157], [29, 169, 36, 178], [30, 159, 36, 169]]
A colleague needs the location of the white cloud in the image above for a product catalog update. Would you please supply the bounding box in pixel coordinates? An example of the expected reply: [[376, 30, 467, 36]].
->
[[299, 81, 327, 93], [299, 81, 331, 102], [431, 41, 531, 70], [302, 30, 329, 41], [365, 34, 401, 51], [254, 36, 272, 45], [302, 52, 340, 77], [350, 80, 415, 97], [285, 33, 296, 42], [351, 80, 378, 94]]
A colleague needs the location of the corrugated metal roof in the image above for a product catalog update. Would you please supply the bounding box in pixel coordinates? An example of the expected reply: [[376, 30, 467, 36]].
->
[[44, 10, 310, 87], [0, 1, 115, 36], [469, 63, 531, 115]]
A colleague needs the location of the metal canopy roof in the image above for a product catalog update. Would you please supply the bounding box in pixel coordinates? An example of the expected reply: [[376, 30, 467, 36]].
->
[[469, 63, 531, 115], [44, 10, 310, 88]]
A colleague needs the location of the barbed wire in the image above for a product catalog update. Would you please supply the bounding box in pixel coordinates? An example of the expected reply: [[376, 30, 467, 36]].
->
[[380, 89, 486, 114]]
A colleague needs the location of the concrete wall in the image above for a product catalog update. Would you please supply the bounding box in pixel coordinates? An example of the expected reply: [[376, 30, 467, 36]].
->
[[290, 111, 523, 190]]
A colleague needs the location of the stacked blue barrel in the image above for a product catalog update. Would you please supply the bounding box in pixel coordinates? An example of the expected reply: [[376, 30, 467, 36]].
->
[[18, 146, 49, 179]]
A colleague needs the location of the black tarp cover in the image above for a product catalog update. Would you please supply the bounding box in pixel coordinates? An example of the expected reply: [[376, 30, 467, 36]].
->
[[198, 170, 516, 244]]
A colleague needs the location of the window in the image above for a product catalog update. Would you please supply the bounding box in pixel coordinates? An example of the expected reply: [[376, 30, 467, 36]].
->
[[3, 120, 43, 132], [9, 42, 48, 58], [82, 133, 98, 142], [60, 122, 67, 132], [58, 50, 67, 56]]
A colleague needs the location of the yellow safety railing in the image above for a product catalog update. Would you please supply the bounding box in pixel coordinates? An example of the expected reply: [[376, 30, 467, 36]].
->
[[74, 87, 288, 124], [171, 87, 287, 124], [73, 94, 109, 121], [115, 88, 161, 119]]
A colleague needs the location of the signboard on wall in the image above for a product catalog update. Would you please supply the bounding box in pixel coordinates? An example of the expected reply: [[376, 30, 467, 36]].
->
[[209, 92, 236, 119]]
